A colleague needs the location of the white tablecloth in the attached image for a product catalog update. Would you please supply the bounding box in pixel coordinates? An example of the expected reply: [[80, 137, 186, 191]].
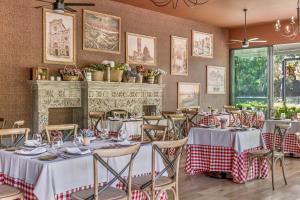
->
[[188, 127, 263, 152], [0, 141, 165, 200], [263, 119, 300, 133]]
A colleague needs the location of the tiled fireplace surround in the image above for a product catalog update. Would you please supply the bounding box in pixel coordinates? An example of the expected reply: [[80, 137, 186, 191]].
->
[[30, 81, 164, 134]]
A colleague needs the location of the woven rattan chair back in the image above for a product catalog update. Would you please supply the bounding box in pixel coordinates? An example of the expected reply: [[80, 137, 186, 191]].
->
[[89, 111, 105, 131], [141, 124, 167, 142], [0, 128, 30, 147]]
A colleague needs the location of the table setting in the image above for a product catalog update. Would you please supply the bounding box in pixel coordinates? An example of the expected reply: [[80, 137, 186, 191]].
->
[[0, 132, 167, 200], [185, 125, 268, 183]]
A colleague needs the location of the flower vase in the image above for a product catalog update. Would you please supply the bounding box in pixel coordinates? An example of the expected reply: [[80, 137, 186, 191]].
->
[[85, 72, 92, 81], [106, 67, 111, 82], [83, 137, 91, 146], [156, 75, 163, 84], [136, 73, 143, 83], [147, 76, 155, 84], [128, 76, 136, 83]]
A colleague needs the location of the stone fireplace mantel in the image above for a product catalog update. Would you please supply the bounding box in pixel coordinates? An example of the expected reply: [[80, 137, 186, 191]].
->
[[30, 81, 165, 133]]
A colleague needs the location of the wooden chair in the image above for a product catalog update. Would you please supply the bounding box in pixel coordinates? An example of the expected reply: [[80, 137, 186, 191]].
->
[[228, 110, 242, 127], [247, 122, 291, 190], [71, 144, 141, 200], [160, 111, 176, 119], [45, 124, 78, 144], [131, 137, 188, 200], [0, 184, 23, 200], [106, 109, 130, 119], [241, 110, 257, 128], [141, 124, 167, 142], [0, 118, 6, 129], [167, 114, 188, 139], [12, 120, 25, 128], [0, 128, 30, 147], [89, 111, 105, 131], [181, 108, 199, 127], [143, 115, 162, 126]]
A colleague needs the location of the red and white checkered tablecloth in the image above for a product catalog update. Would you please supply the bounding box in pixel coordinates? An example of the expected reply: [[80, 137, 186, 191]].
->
[[185, 144, 269, 183], [262, 132, 300, 154], [0, 172, 167, 200]]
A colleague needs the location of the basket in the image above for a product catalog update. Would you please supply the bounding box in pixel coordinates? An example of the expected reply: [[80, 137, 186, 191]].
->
[[63, 75, 79, 81], [92, 71, 104, 81], [111, 69, 124, 82]]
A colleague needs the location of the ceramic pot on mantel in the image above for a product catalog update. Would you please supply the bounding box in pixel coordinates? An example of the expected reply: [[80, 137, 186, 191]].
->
[[156, 75, 163, 84], [136, 73, 143, 83], [127, 76, 136, 83], [147, 76, 155, 84]]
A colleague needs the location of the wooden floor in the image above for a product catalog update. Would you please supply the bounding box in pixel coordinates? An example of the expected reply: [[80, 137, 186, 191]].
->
[[177, 154, 300, 200]]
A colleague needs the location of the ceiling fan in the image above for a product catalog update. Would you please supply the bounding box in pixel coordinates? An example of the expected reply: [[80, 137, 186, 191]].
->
[[229, 9, 267, 48], [35, 0, 95, 13]]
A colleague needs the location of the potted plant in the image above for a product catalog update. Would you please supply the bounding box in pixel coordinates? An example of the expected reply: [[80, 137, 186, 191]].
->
[[80, 129, 95, 146], [111, 62, 128, 82], [49, 72, 55, 81], [154, 68, 167, 84], [144, 69, 159, 84], [82, 68, 92, 81], [60, 65, 83, 81], [90, 64, 106, 81], [125, 66, 137, 83], [136, 65, 145, 83]]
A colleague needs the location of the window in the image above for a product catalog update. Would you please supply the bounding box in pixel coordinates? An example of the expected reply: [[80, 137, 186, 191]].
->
[[230, 47, 270, 116]]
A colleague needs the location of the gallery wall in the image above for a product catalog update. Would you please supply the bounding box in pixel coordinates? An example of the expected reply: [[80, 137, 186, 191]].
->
[[0, 0, 229, 128]]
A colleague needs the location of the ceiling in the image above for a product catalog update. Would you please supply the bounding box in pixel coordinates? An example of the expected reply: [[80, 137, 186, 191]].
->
[[112, 0, 298, 28]]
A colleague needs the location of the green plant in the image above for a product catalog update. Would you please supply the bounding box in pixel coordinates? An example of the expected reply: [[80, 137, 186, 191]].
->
[[113, 63, 128, 71], [90, 64, 107, 71]]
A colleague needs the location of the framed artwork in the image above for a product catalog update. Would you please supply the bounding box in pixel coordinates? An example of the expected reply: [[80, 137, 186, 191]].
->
[[43, 9, 76, 65], [177, 82, 200, 108], [83, 10, 121, 54], [192, 30, 213, 58], [207, 66, 226, 94], [126, 32, 157, 66], [171, 36, 188, 76]]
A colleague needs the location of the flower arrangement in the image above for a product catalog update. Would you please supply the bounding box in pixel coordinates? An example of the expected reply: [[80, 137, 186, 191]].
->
[[60, 65, 83, 78], [89, 64, 107, 71], [136, 65, 146, 74], [113, 62, 129, 71], [143, 69, 159, 78], [125, 66, 138, 77], [80, 129, 95, 138], [154, 68, 167, 76]]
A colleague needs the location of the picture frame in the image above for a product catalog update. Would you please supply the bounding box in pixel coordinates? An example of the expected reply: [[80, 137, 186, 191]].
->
[[126, 32, 157, 66], [83, 10, 121, 54], [43, 9, 76, 65], [207, 66, 226, 94], [171, 36, 188, 76], [177, 82, 201, 108], [192, 30, 213, 58]]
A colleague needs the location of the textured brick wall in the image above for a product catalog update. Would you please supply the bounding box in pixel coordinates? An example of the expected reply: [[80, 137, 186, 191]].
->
[[0, 0, 229, 130]]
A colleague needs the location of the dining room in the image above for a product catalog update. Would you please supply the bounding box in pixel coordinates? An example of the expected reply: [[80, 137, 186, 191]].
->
[[1, 0, 300, 200]]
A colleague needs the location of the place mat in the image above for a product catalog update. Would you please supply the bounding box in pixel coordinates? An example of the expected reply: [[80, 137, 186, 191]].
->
[[5, 146, 23, 151], [37, 154, 58, 161]]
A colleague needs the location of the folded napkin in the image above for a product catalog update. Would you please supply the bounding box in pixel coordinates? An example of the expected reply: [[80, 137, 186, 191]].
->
[[25, 140, 41, 147], [117, 140, 132, 146], [65, 147, 91, 155], [15, 147, 47, 155]]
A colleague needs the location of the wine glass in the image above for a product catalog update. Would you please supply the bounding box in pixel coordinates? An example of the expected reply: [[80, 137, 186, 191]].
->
[[33, 133, 43, 146], [73, 135, 83, 147]]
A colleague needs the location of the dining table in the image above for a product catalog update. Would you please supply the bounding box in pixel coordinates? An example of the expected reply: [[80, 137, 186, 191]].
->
[[0, 140, 167, 200], [262, 119, 300, 155], [185, 127, 269, 183]]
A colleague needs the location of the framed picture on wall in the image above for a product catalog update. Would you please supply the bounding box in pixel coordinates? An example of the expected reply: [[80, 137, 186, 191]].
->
[[207, 66, 226, 94], [83, 10, 121, 54], [171, 36, 188, 76], [177, 82, 200, 108], [126, 32, 157, 66], [192, 30, 213, 58], [43, 9, 76, 65]]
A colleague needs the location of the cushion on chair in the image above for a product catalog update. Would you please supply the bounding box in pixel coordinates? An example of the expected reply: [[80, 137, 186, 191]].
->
[[0, 184, 22, 198], [132, 175, 173, 189], [71, 186, 126, 200], [249, 149, 271, 156]]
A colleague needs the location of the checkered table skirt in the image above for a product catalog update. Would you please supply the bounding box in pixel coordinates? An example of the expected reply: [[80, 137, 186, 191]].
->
[[185, 144, 269, 183], [263, 132, 300, 154], [0, 173, 167, 200]]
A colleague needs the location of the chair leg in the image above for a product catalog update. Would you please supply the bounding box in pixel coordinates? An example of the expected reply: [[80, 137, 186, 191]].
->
[[246, 157, 254, 180], [281, 157, 288, 185], [271, 157, 275, 190]]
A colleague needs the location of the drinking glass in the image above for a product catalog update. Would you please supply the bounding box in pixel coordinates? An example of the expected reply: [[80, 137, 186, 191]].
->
[[73, 136, 83, 147], [33, 133, 43, 145]]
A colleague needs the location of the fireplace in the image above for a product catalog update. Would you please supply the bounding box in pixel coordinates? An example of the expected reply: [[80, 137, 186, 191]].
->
[[30, 81, 164, 133]]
